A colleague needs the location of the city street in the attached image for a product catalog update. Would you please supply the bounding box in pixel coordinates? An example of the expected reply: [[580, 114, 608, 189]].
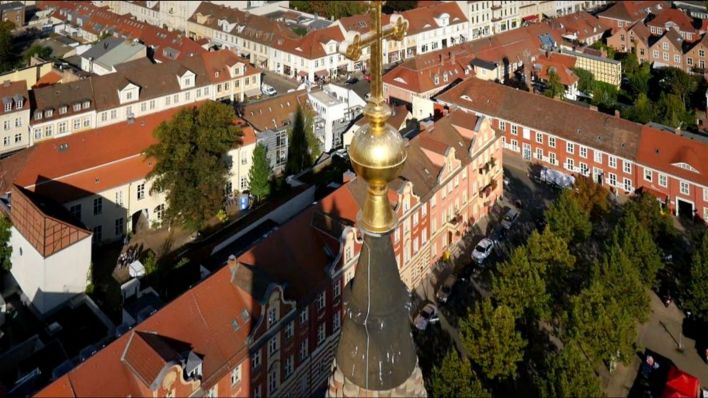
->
[[261, 70, 300, 96]]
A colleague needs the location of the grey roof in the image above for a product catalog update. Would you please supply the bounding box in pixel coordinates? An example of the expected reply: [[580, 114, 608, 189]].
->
[[0, 2, 23, 12], [81, 37, 124, 61], [94, 41, 145, 70], [471, 58, 498, 70]]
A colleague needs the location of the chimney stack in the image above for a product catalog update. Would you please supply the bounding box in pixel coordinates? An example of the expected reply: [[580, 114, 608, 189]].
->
[[614, 109, 621, 118]]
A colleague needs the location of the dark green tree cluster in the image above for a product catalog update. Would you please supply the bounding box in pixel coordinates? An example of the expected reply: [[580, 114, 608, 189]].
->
[[429, 349, 490, 398], [572, 67, 594, 94], [545, 189, 592, 244], [0, 21, 16, 73], [0, 214, 11, 271], [286, 106, 321, 175], [290, 1, 368, 19], [23, 45, 52, 62], [534, 341, 604, 398], [685, 233, 708, 322], [543, 70, 565, 99], [248, 144, 271, 202], [145, 102, 243, 231]]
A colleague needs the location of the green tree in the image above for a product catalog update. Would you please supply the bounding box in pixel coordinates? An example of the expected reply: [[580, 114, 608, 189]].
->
[[286, 106, 318, 175], [623, 192, 674, 241], [545, 189, 592, 244], [657, 92, 692, 128], [23, 45, 52, 62], [568, 281, 639, 366], [661, 67, 697, 107], [686, 233, 708, 321], [591, 81, 618, 110], [248, 143, 271, 202], [622, 51, 640, 78], [572, 67, 594, 94], [535, 341, 603, 398], [613, 212, 663, 287], [526, 228, 576, 302], [626, 93, 654, 124], [627, 62, 651, 96], [460, 299, 527, 380], [145, 102, 242, 231], [290, 1, 368, 19], [0, 21, 16, 72], [594, 243, 650, 322], [492, 247, 550, 321], [544, 70, 565, 99], [572, 175, 609, 219], [0, 214, 11, 271], [429, 349, 491, 398]]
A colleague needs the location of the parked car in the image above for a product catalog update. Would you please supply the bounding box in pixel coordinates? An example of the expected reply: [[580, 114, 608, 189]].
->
[[501, 207, 520, 230], [345, 76, 358, 85], [261, 84, 277, 96], [436, 274, 457, 304], [471, 238, 495, 265], [414, 303, 439, 330]]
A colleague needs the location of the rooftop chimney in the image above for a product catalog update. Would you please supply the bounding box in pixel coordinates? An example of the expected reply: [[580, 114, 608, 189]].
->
[[614, 109, 620, 118]]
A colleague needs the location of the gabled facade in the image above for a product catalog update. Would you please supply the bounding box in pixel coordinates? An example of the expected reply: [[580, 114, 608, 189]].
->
[[0, 80, 30, 156], [649, 28, 685, 68]]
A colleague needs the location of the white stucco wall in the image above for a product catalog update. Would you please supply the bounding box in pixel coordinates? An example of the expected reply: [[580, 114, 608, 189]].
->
[[10, 228, 92, 314]]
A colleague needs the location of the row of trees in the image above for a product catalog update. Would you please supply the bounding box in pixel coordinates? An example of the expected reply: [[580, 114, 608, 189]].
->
[[289, 1, 417, 19], [427, 175, 688, 396]]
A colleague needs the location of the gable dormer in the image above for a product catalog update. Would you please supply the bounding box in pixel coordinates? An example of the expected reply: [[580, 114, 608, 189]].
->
[[434, 13, 450, 27], [178, 69, 196, 90], [671, 161, 700, 173], [217, 18, 236, 33], [118, 82, 140, 105]]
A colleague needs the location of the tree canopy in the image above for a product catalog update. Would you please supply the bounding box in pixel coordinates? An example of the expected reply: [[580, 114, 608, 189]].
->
[[544, 70, 565, 99], [0, 21, 16, 73], [286, 106, 320, 175], [572, 67, 594, 94], [0, 214, 11, 271], [572, 175, 609, 219], [686, 233, 708, 321], [145, 102, 242, 231], [23, 45, 52, 62], [591, 81, 619, 111], [492, 247, 550, 321], [545, 189, 592, 244], [535, 341, 604, 398], [290, 1, 368, 19], [612, 212, 663, 287], [429, 349, 491, 398], [460, 299, 527, 380], [249, 143, 271, 202]]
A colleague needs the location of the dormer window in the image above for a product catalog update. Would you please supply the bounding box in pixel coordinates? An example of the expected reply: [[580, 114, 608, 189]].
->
[[59, 106, 67, 115], [185, 78, 191, 86], [3, 101, 10, 112], [14, 96, 23, 110], [267, 306, 277, 328], [73, 103, 81, 111], [82, 101, 90, 109], [34, 111, 42, 120], [215, 71, 220, 78], [126, 92, 132, 100], [45, 109, 53, 118], [433, 74, 440, 85]]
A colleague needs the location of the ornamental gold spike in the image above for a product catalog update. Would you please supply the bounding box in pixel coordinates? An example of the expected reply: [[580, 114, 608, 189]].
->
[[341, 0, 408, 234]]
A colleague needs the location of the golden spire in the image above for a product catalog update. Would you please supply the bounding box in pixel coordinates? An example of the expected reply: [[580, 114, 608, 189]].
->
[[342, 0, 408, 234]]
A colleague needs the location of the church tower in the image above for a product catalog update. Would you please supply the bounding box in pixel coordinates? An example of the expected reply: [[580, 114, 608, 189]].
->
[[327, 2, 427, 397]]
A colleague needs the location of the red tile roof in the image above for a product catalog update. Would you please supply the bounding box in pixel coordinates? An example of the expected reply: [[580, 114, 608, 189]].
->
[[646, 8, 697, 34], [637, 127, 708, 187], [550, 11, 609, 41], [400, 2, 467, 35], [437, 77, 643, 161], [0, 103, 205, 202], [32, 71, 63, 88], [240, 90, 310, 132], [598, 1, 669, 23], [38, 1, 206, 62], [534, 53, 578, 86], [383, 47, 474, 94]]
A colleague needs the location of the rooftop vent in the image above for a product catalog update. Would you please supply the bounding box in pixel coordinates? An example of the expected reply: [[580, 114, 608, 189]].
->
[[57, 143, 69, 152]]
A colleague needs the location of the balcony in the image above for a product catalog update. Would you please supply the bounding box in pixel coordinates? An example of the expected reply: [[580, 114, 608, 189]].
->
[[478, 157, 497, 175], [480, 178, 498, 198]]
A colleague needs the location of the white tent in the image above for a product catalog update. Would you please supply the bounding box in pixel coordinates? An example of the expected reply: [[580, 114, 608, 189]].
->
[[540, 168, 575, 188], [128, 260, 146, 278]]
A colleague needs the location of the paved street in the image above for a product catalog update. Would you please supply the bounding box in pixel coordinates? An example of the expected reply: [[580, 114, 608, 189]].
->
[[261, 70, 300, 96]]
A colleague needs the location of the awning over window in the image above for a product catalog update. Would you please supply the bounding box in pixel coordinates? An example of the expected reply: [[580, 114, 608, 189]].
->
[[315, 69, 329, 78], [523, 15, 539, 22]]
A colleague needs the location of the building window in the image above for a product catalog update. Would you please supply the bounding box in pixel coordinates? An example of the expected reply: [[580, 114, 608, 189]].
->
[[535, 132, 543, 144], [566, 142, 574, 154], [704, 187, 708, 202], [83, 117, 90, 127], [644, 169, 652, 182], [14, 133, 21, 143], [674, 54, 681, 64], [608, 156, 617, 168], [680, 181, 689, 195], [653, 50, 659, 58], [333, 280, 341, 299], [413, 212, 419, 226], [252, 350, 261, 369], [58, 122, 67, 134], [623, 160, 632, 174], [566, 158, 574, 171], [92, 225, 102, 243], [659, 173, 667, 187], [101, 112, 107, 122], [252, 385, 261, 398], [110, 109, 117, 119], [580, 163, 589, 176], [688, 57, 693, 66], [93, 197, 103, 215], [548, 136, 556, 148], [608, 173, 617, 186], [510, 124, 518, 135], [267, 306, 277, 328], [579, 146, 587, 158], [70, 204, 81, 221], [73, 118, 80, 130], [317, 291, 326, 311], [231, 365, 241, 385], [137, 183, 145, 200], [317, 322, 326, 345], [300, 308, 308, 324], [284, 355, 294, 378], [299, 340, 308, 361], [59, 106, 67, 114], [549, 152, 556, 165], [333, 311, 341, 331], [594, 150, 602, 163], [15, 117, 21, 127], [115, 218, 124, 236], [268, 336, 278, 356], [285, 321, 294, 340], [267, 371, 279, 398], [207, 387, 217, 398], [141, 102, 147, 112], [33, 128, 41, 139]]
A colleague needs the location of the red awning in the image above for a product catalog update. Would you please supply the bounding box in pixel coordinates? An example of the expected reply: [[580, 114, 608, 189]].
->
[[315, 69, 329, 78], [523, 15, 538, 22], [662, 367, 700, 398], [298, 70, 308, 77]]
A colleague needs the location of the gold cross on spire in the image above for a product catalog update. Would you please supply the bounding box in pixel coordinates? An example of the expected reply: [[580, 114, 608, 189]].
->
[[342, 1, 409, 234]]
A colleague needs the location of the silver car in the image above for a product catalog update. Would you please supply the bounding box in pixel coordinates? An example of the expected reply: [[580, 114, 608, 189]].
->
[[414, 303, 439, 330], [501, 208, 520, 230], [471, 238, 495, 264]]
